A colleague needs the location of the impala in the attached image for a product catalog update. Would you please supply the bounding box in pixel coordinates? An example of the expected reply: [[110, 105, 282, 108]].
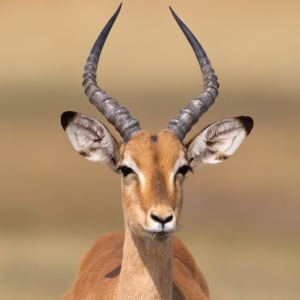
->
[[61, 4, 253, 300]]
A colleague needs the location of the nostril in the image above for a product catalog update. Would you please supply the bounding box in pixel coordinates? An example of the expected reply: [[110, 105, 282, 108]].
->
[[150, 213, 164, 224], [150, 213, 173, 224], [165, 214, 173, 223]]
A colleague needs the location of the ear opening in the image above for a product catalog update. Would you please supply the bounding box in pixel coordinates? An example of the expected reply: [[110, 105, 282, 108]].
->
[[186, 116, 253, 168], [61, 111, 120, 171]]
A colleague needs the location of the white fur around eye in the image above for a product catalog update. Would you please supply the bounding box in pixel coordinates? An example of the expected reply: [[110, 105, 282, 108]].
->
[[169, 155, 187, 183], [121, 156, 145, 188]]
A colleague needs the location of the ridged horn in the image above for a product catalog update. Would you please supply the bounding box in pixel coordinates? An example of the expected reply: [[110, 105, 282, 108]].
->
[[167, 7, 220, 141], [82, 3, 141, 143]]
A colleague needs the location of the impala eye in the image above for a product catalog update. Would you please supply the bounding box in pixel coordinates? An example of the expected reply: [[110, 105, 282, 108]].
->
[[177, 165, 192, 176], [118, 166, 134, 177]]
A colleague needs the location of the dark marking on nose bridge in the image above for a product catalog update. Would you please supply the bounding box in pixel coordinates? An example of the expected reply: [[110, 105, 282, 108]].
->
[[152, 168, 168, 200], [151, 135, 158, 142]]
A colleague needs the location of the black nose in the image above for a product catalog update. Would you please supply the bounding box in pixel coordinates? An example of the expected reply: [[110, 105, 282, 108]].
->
[[150, 213, 173, 224]]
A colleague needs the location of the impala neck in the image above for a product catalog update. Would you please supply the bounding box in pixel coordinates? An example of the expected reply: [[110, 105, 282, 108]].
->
[[116, 223, 173, 300]]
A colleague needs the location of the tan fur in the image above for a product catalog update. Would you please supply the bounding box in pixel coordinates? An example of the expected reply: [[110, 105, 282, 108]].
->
[[64, 130, 209, 299], [119, 130, 185, 237], [64, 233, 209, 300]]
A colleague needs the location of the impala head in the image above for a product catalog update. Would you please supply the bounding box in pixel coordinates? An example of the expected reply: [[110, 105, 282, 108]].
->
[[61, 4, 253, 242]]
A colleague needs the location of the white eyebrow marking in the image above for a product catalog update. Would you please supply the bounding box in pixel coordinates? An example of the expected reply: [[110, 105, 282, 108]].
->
[[169, 154, 187, 184], [121, 156, 145, 189]]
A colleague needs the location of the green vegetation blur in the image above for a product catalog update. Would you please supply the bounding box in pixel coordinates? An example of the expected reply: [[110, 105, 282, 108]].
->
[[1, 1, 299, 299]]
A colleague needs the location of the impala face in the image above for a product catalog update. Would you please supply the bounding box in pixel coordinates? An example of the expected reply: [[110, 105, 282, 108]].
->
[[61, 4, 253, 244], [62, 111, 253, 243], [119, 130, 188, 241]]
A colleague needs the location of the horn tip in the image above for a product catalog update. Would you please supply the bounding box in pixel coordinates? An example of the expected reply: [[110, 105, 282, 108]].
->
[[169, 6, 175, 15], [169, 7, 182, 25]]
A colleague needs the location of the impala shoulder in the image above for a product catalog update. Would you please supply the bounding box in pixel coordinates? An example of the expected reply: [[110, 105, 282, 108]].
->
[[78, 232, 124, 274], [173, 236, 199, 277], [173, 236, 209, 297]]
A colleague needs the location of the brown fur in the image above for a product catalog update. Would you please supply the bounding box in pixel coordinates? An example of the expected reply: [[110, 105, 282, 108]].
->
[[78, 150, 91, 157], [215, 153, 229, 161], [64, 232, 209, 300], [64, 130, 210, 299]]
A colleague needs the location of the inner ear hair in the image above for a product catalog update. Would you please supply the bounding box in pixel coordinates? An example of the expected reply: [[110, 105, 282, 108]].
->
[[61, 111, 120, 171], [186, 116, 253, 167]]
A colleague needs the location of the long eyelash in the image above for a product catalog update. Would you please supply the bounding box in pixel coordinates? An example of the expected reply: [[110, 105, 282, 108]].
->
[[177, 165, 193, 176], [118, 165, 134, 177]]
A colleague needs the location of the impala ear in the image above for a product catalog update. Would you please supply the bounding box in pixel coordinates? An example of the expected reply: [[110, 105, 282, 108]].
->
[[186, 116, 253, 168], [61, 111, 119, 171]]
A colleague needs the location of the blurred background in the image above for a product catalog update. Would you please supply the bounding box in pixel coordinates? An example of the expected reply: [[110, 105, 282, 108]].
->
[[1, 0, 299, 299]]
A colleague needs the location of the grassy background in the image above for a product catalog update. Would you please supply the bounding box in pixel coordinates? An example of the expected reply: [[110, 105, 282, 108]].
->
[[1, 1, 300, 299]]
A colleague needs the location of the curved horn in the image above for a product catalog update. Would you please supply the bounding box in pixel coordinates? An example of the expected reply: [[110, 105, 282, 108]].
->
[[167, 7, 220, 141], [82, 3, 141, 143]]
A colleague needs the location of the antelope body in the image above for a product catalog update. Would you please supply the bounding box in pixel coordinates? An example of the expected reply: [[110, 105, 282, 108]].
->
[[61, 4, 253, 300]]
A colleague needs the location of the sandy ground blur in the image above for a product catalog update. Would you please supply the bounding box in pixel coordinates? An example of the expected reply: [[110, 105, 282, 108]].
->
[[1, 1, 300, 299]]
